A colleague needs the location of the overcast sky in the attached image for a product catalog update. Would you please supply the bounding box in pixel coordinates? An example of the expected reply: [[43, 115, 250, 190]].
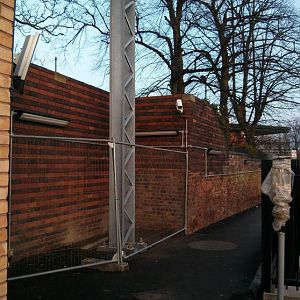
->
[[23, 0, 300, 87], [16, 0, 300, 121]]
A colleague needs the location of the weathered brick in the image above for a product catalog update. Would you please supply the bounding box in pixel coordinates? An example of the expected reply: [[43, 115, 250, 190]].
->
[[0, 74, 10, 89], [0, 216, 7, 229], [0, 31, 12, 53], [0, 60, 11, 76], [0, 229, 7, 243], [0, 3, 14, 21], [0, 146, 8, 158], [0, 243, 7, 257], [0, 0, 14, 9], [54, 72, 67, 84], [0, 89, 9, 103], [0, 117, 9, 131], [0, 16, 12, 34], [0, 133, 8, 145], [0, 174, 8, 187], [0, 45, 11, 62], [0, 270, 7, 284], [0, 255, 7, 270], [0, 160, 8, 173], [0, 103, 9, 117], [0, 282, 7, 297], [0, 202, 7, 215], [0, 188, 7, 200]]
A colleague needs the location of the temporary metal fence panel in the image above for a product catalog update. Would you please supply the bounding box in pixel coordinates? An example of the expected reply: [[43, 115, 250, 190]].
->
[[130, 144, 187, 251], [8, 136, 188, 279], [8, 135, 115, 280]]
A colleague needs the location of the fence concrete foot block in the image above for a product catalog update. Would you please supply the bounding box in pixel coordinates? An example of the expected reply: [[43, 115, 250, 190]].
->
[[81, 258, 129, 272]]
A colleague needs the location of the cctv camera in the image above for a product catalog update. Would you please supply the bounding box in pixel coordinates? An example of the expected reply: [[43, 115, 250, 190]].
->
[[176, 99, 183, 114]]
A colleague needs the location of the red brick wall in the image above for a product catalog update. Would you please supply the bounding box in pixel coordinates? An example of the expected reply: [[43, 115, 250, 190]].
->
[[135, 147, 186, 234], [10, 64, 261, 260], [186, 97, 226, 150], [135, 94, 226, 152], [187, 149, 261, 234], [11, 138, 109, 259], [12, 64, 109, 138], [136, 94, 186, 147], [11, 65, 110, 260], [187, 170, 261, 234]]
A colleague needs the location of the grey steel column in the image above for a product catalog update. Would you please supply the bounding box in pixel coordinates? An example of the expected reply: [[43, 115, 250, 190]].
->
[[109, 0, 135, 247]]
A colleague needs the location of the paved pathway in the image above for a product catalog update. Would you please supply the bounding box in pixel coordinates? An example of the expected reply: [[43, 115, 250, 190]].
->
[[9, 206, 262, 300]]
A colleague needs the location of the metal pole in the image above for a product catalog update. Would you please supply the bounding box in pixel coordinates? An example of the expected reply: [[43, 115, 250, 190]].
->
[[277, 231, 285, 300], [11, 133, 111, 143], [109, 0, 135, 247], [184, 151, 189, 233], [185, 118, 188, 149], [110, 141, 123, 264], [184, 118, 189, 233], [8, 257, 118, 281], [55, 57, 57, 72], [205, 149, 208, 177]]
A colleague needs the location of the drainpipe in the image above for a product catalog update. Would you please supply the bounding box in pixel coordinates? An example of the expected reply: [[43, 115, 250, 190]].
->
[[184, 150, 189, 233], [184, 118, 188, 233], [205, 149, 208, 177]]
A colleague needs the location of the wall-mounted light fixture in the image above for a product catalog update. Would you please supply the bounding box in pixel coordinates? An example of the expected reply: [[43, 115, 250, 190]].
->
[[136, 130, 178, 137], [15, 111, 69, 127], [13, 32, 40, 93], [207, 149, 223, 156]]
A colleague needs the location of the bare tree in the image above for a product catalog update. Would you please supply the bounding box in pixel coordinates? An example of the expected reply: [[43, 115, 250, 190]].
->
[[287, 118, 300, 151], [135, 0, 216, 95], [15, 0, 110, 66], [191, 0, 300, 147], [136, 0, 300, 146], [15, 0, 300, 148]]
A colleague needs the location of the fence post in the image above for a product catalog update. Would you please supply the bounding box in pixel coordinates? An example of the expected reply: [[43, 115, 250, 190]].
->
[[184, 150, 189, 233], [278, 231, 285, 300], [109, 141, 123, 265], [261, 160, 273, 293]]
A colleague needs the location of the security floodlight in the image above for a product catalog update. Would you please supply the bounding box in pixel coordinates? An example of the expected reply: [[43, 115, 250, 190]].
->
[[15, 111, 69, 127], [136, 131, 178, 137], [207, 149, 223, 156], [13, 32, 40, 92]]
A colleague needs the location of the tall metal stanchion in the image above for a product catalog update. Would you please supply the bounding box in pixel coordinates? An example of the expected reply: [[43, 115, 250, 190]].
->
[[277, 231, 285, 300], [109, 141, 123, 265], [262, 158, 294, 300], [109, 0, 136, 249]]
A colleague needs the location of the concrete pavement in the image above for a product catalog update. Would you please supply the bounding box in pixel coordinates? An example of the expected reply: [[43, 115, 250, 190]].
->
[[9, 206, 262, 300]]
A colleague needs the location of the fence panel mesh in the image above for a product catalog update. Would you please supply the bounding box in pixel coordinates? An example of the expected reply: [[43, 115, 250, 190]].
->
[[135, 145, 187, 246], [9, 137, 188, 278], [9, 137, 113, 279]]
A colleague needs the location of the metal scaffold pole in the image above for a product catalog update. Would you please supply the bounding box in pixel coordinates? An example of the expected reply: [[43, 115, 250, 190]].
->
[[109, 0, 135, 248]]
